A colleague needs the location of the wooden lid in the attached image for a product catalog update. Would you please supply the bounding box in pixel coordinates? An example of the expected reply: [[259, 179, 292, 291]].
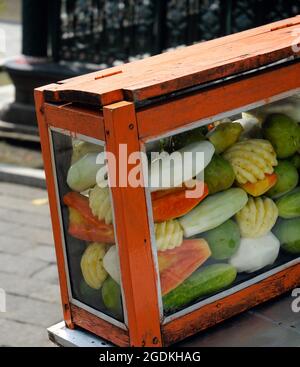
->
[[43, 16, 300, 107]]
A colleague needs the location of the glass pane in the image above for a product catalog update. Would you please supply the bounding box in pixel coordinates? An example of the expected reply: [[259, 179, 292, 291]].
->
[[145, 92, 300, 317], [51, 131, 124, 323]]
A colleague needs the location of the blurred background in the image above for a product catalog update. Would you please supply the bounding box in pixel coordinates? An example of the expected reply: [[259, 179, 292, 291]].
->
[[0, 0, 299, 347]]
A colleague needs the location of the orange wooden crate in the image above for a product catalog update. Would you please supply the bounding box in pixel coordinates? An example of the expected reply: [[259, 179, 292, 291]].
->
[[35, 16, 300, 347]]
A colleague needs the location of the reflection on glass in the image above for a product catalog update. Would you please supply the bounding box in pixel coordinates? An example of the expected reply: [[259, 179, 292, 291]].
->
[[146, 93, 300, 316], [51, 134, 124, 322]]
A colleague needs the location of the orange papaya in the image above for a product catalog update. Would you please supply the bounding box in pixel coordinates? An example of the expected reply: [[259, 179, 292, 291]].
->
[[64, 192, 115, 243], [158, 239, 211, 296], [151, 183, 209, 222], [240, 173, 277, 197]]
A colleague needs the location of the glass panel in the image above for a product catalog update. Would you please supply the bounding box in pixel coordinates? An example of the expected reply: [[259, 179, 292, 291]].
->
[[51, 131, 124, 323], [145, 92, 300, 317]]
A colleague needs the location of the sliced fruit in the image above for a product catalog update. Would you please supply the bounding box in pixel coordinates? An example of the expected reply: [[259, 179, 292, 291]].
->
[[154, 219, 183, 251], [151, 182, 208, 222], [240, 173, 277, 197], [89, 185, 113, 225], [208, 122, 243, 154], [235, 196, 278, 238], [223, 139, 277, 184], [80, 243, 108, 289], [64, 191, 115, 243], [158, 239, 211, 296]]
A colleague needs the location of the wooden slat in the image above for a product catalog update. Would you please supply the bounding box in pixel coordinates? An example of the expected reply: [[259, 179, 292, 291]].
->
[[162, 263, 300, 346], [71, 304, 130, 347], [43, 16, 300, 106], [44, 103, 105, 141], [137, 61, 300, 139]]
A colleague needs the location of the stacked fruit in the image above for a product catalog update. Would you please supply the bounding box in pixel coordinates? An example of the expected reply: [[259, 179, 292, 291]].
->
[[62, 95, 300, 316]]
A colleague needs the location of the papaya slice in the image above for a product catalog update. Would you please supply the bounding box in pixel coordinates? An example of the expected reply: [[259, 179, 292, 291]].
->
[[240, 173, 277, 197], [64, 192, 115, 243], [151, 182, 209, 222], [158, 239, 211, 296]]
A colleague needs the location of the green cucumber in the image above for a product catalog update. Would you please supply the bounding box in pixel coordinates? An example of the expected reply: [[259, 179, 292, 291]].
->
[[163, 264, 237, 312]]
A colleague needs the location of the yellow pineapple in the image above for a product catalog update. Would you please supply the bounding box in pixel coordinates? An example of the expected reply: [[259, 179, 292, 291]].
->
[[80, 243, 108, 289], [155, 219, 183, 251], [223, 139, 277, 184], [236, 196, 278, 238]]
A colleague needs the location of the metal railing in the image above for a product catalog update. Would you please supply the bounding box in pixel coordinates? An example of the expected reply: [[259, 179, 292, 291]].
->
[[22, 0, 300, 68]]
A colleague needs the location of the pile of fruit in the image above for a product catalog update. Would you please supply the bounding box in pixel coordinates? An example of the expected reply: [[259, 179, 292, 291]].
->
[[62, 96, 300, 317]]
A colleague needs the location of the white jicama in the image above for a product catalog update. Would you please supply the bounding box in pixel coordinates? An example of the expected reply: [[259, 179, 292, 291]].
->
[[67, 152, 106, 192], [103, 245, 120, 285], [229, 232, 280, 273], [149, 141, 215, 192]]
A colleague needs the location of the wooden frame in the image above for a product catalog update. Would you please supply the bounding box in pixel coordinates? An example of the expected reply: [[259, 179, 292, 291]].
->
[[35, 17, 300, 347]]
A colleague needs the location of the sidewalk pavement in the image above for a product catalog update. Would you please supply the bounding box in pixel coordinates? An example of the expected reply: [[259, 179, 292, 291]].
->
[[0, 182, 61, 347]]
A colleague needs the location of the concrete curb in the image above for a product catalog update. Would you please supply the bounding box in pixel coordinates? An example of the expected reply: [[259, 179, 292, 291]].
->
[[0, 164, 46, 189]]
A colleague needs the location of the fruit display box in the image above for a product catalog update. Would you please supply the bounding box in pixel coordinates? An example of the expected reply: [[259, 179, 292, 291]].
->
[[35, 16, 300, 347]]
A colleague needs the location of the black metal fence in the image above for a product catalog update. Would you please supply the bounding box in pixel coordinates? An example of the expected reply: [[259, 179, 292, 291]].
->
[[24, 0, 300, 68]]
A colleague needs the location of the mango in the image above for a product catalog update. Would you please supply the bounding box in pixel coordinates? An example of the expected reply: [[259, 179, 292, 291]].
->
[[102, 276, 123, 320], [204, 155, 235, 194], [202, 219, 240, 260], [267, 160, 299, 199], [208, 122, 243, 154], [263, 113, 300, 158], [273, 218, 300, 254]]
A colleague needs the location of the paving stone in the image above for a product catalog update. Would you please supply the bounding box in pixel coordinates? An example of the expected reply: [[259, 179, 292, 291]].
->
[[29, 284, 61, 304], [0, 272, 57, 300], [0, 207, 51, 229], [0, 234, 34, 254], [32, 264, 59, 285], [23, 245, 56, 263], [7, 225, 54, 246], [0, 182, 47, 201], [251, 292, 300, 327], [0, 195, 50, 216], [0, 220, 19, 234], [0, 319, 54, 347], [0, 253, 47, 277], [180, 311, 300, 347], [0, 293, 62, 328]]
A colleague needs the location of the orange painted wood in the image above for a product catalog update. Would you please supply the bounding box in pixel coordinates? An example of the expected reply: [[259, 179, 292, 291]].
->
[[42, 16, 300, 106], [44, 103, 105, 141], [103, 101, 162, 347], [70, 304, 129, 346], [34, 88, 74, 329], [162, 263, 300, 346], [137, 61, 300, 139]]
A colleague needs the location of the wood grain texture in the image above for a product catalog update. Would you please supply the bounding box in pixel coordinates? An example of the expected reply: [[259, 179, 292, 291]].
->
[[44, 103, 105, 141], [71, 304, 129, 346], [137, 61, 300, 139], [42, 16, 300, 106], [103, 101, 162, 347], [34, 88, 74, 329], [162, 263, 300, 346]]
